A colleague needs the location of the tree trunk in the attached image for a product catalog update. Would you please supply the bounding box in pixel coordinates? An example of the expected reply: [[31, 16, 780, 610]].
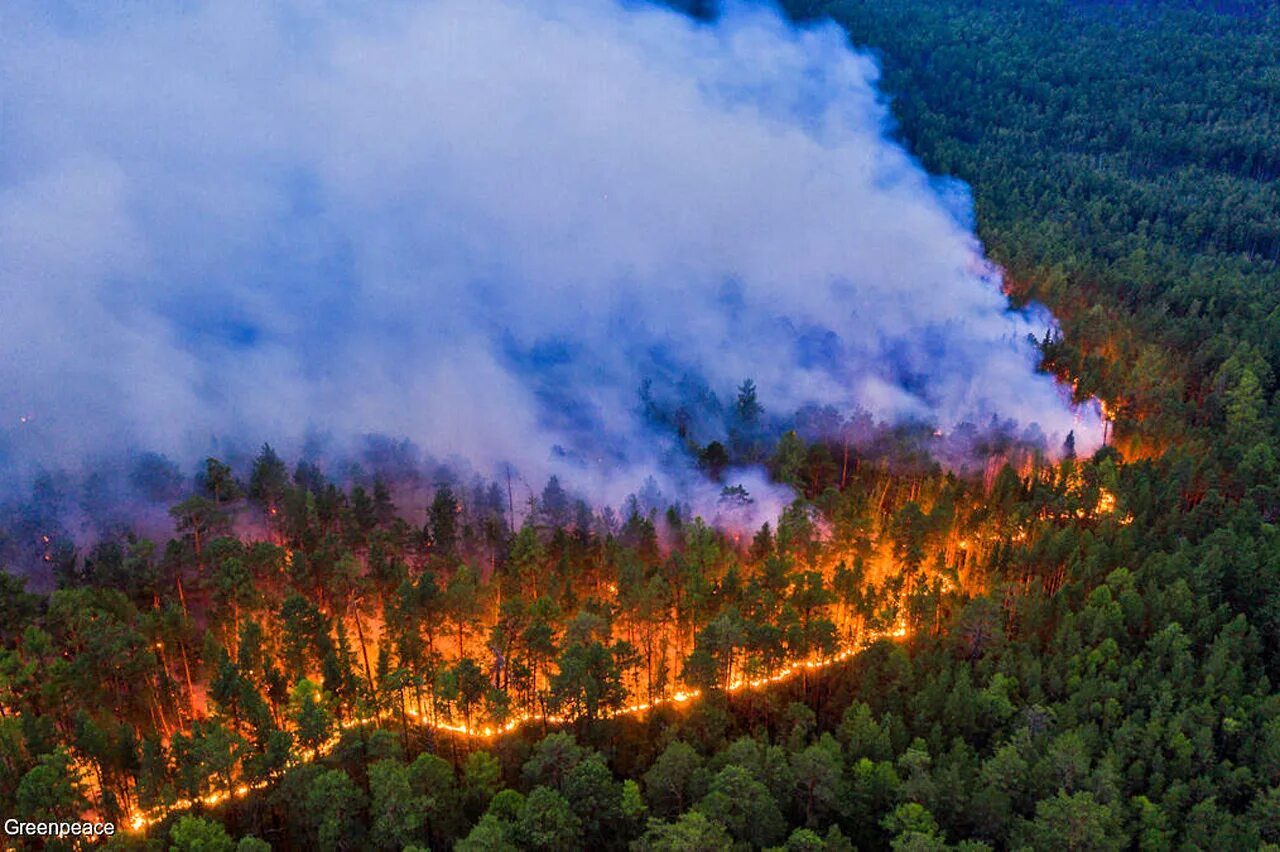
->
[[352, 609, 376, 694], [179, 641, 198, 720], [175, 574, 190, 620]]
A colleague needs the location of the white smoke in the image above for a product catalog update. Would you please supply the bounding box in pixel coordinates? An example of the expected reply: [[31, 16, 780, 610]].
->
[[0, 0, 1100, 510]]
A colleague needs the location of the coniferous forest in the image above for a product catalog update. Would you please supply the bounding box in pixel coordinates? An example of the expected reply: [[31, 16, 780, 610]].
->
[[4, 0, 1280, 849]]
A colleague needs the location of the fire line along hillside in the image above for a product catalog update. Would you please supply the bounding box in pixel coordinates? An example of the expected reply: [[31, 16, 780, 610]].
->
[[2, 0, 1280, 850]]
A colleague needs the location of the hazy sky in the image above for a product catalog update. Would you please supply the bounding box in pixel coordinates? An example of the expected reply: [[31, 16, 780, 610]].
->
[[0, 0, 1100, 507]]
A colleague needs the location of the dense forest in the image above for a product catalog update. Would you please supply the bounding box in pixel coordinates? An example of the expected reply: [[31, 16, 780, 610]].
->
[[4, 0, 1280, 849]]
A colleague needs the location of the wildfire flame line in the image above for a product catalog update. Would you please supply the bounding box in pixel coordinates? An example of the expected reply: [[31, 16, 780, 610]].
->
[[119, 483, 1123, 833], [125, 625, 906, 833]]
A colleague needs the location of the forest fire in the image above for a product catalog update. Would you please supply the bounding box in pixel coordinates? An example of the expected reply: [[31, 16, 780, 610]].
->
[[123, 622, 909, 834], [100, 439, 999, 840], [0, 0, 1118, 838], [2, 0, 1273, 845]]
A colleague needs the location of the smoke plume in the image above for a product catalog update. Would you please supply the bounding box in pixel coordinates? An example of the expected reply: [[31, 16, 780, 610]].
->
[[0, 0, 1100, 513]]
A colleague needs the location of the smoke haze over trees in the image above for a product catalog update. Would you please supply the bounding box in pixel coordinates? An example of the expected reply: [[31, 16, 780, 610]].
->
[[0, 0, 1097, 510], [3, 0, 1280, 849]]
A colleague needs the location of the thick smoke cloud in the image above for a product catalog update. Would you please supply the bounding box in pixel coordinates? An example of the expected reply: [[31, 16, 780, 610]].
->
[[0, 0, 1099, 512]]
